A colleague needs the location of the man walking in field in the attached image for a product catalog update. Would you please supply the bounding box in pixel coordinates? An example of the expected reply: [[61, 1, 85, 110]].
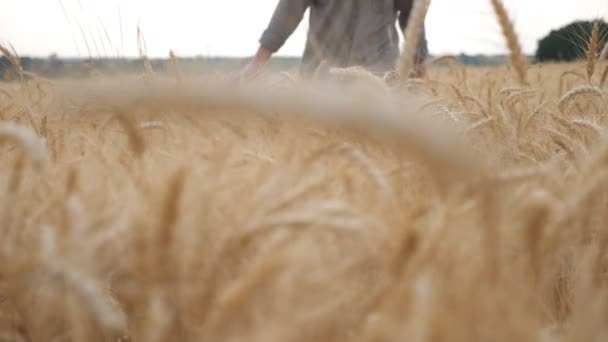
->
[[242, 0, 429, 78]]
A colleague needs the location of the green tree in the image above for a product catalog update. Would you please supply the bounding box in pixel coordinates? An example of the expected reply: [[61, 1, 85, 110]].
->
[[536, 20, 608, 62]]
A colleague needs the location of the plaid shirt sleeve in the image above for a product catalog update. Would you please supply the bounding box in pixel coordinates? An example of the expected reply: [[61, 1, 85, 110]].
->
[[260, 0, 311, 53]]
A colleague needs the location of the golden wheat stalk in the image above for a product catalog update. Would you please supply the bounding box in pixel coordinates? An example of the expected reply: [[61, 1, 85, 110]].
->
[[0, 153, 25, 234], [466, 117, 494, 133], [489, 0, 528, 84], [84, 81, 482, 186], [0, 89, 15, 118], [0, 122, 48, 168], [328, 66, 387, 88], [571, 119, 604, 137], [137, 25, 153, 75], [560, 70, 586, 83], [397, 0, 430, 83], [200, 231, 297, 340], [558, 85, 605, 113], [600, 65, 608, 88], [169, 50, 182, 83], [333, 143, 392, 197], [586, 21, 599, 82], [138, 121, 164, 129], [112, 113, 146, 156], [600, 40, 608, 61], [0, 44, 23, 81], [430, 55, 459, 66], [313, 60, 330, 80], [156, 167, 186, 265], [42, 259, 127, 332]]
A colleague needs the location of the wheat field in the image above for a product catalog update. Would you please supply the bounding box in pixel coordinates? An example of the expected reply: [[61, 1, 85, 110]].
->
[[2, 1, 608, 341]]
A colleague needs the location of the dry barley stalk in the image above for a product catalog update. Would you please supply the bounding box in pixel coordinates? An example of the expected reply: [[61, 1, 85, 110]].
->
[[489, 0, 528, 85]]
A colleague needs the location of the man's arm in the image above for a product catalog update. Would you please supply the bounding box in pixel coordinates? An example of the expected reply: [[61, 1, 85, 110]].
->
[[260, 0, 311, 53], [396, 0, 429, 77], [242, 0, 311, 78]]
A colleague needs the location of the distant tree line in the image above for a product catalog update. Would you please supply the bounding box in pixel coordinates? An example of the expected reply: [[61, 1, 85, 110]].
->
[[0, 55, 63, 80], [536, 20, 608, 62], [2, 19, 606, 80], [0, 56, 31, 79]]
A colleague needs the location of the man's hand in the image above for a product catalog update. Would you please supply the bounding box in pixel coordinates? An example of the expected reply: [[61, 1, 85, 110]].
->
[[240, 60, 262, 81], [240, 45, 273, 81]]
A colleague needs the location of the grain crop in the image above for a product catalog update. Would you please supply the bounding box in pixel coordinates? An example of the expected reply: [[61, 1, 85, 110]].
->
[[1, 2, 608, 341]]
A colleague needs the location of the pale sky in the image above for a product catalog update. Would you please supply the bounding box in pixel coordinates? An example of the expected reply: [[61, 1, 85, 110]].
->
[[0, 0, 607, 58]]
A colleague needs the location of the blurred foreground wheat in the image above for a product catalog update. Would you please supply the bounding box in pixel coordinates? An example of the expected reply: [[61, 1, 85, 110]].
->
[[2, 3, 608, 340]]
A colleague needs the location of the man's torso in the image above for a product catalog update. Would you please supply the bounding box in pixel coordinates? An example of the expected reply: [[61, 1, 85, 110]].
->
[[302, 0, 401, 74]]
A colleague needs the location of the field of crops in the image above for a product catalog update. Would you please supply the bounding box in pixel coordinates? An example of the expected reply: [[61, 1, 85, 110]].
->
[[1, 1, 608, 341]]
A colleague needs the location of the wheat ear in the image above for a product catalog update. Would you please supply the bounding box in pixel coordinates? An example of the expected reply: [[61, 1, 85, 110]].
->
[[558, 85, 605, 113], [586, 21, 599, 82], [490, 0, 528, 85]]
